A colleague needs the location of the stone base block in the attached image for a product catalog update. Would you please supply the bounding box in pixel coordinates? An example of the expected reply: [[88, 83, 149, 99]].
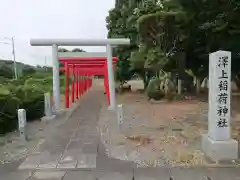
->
[[54, 109, 64, 115], [107, 106, 116, 111], [41, 115, 56, 121], [202, 134, 238, 161]]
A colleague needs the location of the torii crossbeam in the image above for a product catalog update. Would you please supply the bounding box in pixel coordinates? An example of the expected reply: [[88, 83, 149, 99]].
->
[[30, 38, 130, 111]]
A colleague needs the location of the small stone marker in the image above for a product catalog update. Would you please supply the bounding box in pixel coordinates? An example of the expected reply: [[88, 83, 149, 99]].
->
[[117, 104, 123, 126], [18, 109, 27, 141], [41, 92, 56, 121], [202, 50, 238, 161]]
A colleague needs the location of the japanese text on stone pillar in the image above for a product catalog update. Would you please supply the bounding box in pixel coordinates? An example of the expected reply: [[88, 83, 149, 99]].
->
[[216, 56, 229, 128]]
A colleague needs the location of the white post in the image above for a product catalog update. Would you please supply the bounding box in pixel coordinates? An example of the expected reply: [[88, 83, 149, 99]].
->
[[117, 104, 123, 126], [202, 50, 238, 161], [177, 79, 182, 94], [18, 109, 27, 141], [106, 44, 116, 110], [52, 44, 61, 112], [45, 92, 52, 117], [41, 92, 56, 121]]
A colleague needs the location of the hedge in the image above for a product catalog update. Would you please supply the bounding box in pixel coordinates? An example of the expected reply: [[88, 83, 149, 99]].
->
[[0, 74, 66, 135], [0, 94, 20, 134], [0, 84, 45, 135], [15, 85, 44, 122]]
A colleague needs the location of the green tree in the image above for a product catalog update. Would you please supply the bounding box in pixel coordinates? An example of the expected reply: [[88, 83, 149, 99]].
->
[[106, 0, 139, 84], [72, 48, 85, 52], [171, 0, 240, 90], [107, 0, 240, 92], [58, 48, 69, 75], [58, 48, 69, 52], [115, 59, 133, 85], [0, 64, 14, 79], [22, 67, 36, 77]]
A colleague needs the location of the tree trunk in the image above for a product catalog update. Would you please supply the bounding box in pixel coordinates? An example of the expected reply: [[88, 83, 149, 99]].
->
[[143, 75, 149, 90], [196, 78, 201, 94], [177, 79, 182, 94]]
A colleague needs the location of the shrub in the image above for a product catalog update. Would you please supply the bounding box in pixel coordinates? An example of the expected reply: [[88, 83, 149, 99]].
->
[[15, 85, 44, 121], [24, 78, 52, 93], [0, 86, 20, 134], [0, 85, 10, 95], [0, 83, 45, 134], [159, 72, 176, 101], [146, 78, 164, 100], [20, 96, 44, 121], [22, 67, 36, 76], [0, 64, 14, 79], [8, 79, 26, 86], [0, 74, 67, 134], [148, 89, 164, 100], [0, 77, 8, 84]]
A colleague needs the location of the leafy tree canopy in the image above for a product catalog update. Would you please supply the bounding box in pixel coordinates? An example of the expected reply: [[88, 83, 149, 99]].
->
[[106, 0, 240, 90]]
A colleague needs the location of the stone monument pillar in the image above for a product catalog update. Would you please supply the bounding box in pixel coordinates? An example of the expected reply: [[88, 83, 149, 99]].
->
[[202, 50, 238, 161]]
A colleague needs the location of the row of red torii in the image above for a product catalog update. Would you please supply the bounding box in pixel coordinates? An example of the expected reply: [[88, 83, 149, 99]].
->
[[30, 38, 130, 111], [58, 52, 117, 108]]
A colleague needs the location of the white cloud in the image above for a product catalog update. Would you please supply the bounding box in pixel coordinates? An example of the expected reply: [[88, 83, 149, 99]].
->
[[0, 0, 115, 66]]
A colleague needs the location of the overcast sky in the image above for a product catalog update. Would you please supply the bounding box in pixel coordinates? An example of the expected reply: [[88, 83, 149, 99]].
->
[[0, 0, 115, 66]]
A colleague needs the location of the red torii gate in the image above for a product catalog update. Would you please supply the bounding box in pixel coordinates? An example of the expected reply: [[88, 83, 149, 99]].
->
[[58, 57, 118, 109], [60, 64, 102, 107]]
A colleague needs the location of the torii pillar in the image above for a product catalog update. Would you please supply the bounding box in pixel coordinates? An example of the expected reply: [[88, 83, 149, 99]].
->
[[30, 38, 130, 111]]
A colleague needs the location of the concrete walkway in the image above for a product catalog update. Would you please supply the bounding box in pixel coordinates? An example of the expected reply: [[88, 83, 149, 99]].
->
[[2, 88, 240, 179]]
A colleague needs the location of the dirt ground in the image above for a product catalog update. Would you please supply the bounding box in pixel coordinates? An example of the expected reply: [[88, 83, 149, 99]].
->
[[98, 80, 240, 167]]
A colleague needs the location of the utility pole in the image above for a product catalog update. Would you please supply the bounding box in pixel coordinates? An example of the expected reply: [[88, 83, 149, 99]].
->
[[1, 37, 18, 80], [0, 37, 18, 79], [11, 37, 18, 80], [44, 56, 47, 72]]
